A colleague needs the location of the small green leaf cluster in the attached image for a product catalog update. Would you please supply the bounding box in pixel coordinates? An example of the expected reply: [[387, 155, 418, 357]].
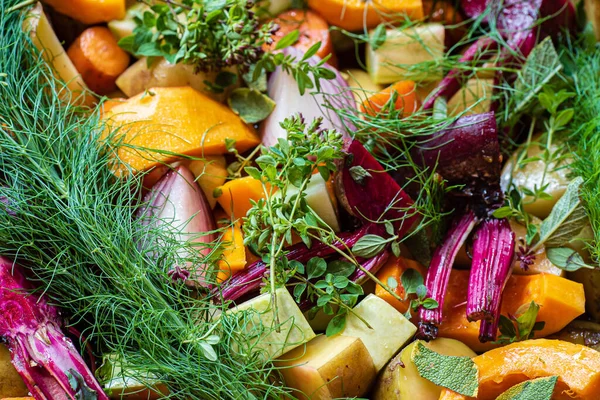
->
[[494, 301, 545, 344], [293, 258, 364, 337], [399, 268, 439, 319], [352, 222, 403, 259]]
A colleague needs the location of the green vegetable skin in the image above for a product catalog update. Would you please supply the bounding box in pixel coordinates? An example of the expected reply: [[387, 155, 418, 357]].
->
[[495, 376, 558, 400]]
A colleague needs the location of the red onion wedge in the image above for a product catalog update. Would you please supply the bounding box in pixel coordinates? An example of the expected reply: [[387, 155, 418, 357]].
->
[[418, 211, 478, 340], [0, 257, 107, 400], [260, 47, 355, 147], [467, 218, 515, 342], [137, 165, 216, 287], [336, 139, 418, 237]]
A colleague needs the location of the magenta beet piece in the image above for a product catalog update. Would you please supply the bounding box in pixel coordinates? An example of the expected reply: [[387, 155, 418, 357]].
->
[[0, 257, 107, 400]]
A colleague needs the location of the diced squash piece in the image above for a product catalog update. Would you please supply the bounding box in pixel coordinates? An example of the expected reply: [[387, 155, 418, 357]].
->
[[42, 0, 125, 24], [438, 339, 600, 400], [216, 222, 247, 283], [67, 27, 130, 95], [307, 0, 423, 32], [375, 256, 426, 314], [447, 78, 494, 116], [360, 80, 419, 117], [341, 294, 417, 371], [216, 176, 266, 221], [276, 335, 376, 400], [24, 4, 93, 106], [373, 338, 475, 400], [101, 98, 127, 115], [115, 58, 232, 102], [227, 288, 316, 359], [366, 23, 445, 85], [0, 345, 28, 398], [108, 3, 149, 42], [437, 270, 585, 352], [500, 138, 572, 218], [189, 156, 228, 209], [102, 87, 260, 174]]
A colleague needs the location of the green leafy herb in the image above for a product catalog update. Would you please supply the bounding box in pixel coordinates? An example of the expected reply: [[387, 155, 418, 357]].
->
[[348, 165, 373, 185], [411, 342, 479, 397], [397, 268, 438, 319], [495, 302, 545, 344], [227, 88, 276, 124], [496, 376, 558, 400], [546, 247, 595, 271], [370, 24, 387, 50], [352, 234, 393, 258]]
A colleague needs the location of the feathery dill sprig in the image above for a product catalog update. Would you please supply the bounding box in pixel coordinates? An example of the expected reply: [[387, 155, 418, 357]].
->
[[0, 2, 292, 399]]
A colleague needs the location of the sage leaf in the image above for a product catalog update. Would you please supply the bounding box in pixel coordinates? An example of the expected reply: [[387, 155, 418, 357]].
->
[[496, 376, 557, 400], [411, 342, 479, 397], [228, 88, 275, 124], [352, 234, 387, 258], [546, 247, 595, 272], [401, 268, 424, 295], [536, 177, 587, 249]]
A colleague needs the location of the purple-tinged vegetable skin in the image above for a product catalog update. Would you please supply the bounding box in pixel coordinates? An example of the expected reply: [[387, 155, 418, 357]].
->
[[336, 140, 418, 238], [260, 47, 355, 147], [137, 165, 216, 287], [0, 257, 107, 400], [466, 218, 515, 342], [418, 211, 478, 340], [214, 226, 370, 303], [413, 112, 501, 197]]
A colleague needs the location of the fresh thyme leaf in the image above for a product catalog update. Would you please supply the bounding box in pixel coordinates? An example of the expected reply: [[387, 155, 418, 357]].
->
[[547, 247, 595, 272], [228, 88, 276, 124], [274, 29, 300, 50], [496, 376, 558, 400], [411, 342, 479, 397]]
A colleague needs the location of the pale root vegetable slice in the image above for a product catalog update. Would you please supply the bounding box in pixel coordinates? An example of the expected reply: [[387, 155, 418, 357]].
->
[[360, 80, 419, 117], [373, 338, 475, 400], [276, 335, 376, 400], [343, 69, 383, 107], [500, 138, 572, 219], [98, 354, 169, 400], [437, 270, 585, 352], [447, 78, 494, 116], [115, 58, 233, 102], [438, 339, 600, 400], [216, 222, 247, 283], [366, 23, 445, 85], [188, 156, 228, 209], [0, 345, 28, 398], [42, 0, 125, 24], [307, 0, 423, 32], [67, 27, 130, 95], [23, 3, 93, 106], [374, 256, 427, 314], [101, 87, 260, 174], [227, 288, 316, 360], [341, 294, 417, 372], [108, 3, 149, 42], [216, 176, 266, 221]]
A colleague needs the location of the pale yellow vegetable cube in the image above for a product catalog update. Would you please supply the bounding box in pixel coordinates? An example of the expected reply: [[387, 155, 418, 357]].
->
[[447, 78, 494, 116]]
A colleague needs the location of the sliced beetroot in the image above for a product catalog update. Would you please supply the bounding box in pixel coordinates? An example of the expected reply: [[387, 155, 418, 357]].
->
[[335, 140, 417, 238], [0, 257, 107, 400]]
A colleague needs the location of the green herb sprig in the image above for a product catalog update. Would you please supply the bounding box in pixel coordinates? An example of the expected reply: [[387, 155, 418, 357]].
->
[[494, 301, 545, 345]]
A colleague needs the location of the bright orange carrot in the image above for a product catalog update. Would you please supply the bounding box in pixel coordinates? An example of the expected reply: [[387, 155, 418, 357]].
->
[[360, 80, 419, 117], [375, 256, 426, 314], [42, 0, 125, 24], [217, 222, 247, 283], [266, 10, 336, 65], [67, 27, 130, 95], [100, 98, 126, 115]]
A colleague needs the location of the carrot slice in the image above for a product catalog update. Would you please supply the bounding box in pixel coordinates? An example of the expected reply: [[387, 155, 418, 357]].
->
[[360, 80, 419, 117], [41, 0, 125, 24], [439, 339, 600, 400], [67, 27, 130, 95], [266, 9, 336, 65]]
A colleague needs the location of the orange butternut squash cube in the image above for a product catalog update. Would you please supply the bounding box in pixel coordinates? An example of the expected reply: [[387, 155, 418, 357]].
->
[[217, 222, 247, 283], [374, 256, 426, 314], [438, 270, 585, 352], [360, 80, 419, 117], [216, 177, 266, 221], [42, 0, 125, 24], [439, 339, 600, 400], [102, 87, 260, 174]]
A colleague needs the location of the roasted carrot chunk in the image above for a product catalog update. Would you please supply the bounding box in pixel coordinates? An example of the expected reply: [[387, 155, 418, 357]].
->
[[216, 177, 266, 221], [375, 256, 426, 314], [67, 27, 130, 95], [360, 80, 419, 117]]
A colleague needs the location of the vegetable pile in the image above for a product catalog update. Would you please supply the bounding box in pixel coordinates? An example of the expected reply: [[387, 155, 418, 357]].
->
[[2, 0, 600, 399]]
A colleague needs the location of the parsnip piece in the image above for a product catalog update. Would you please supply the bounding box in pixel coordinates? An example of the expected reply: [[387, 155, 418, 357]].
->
[[23, 3, 92, 106], [227, 288, 316, 359], [373, 338, 475, 400], [500, 138, 571, 218], [366, 23, 445, 85], [343, 69, 382, 107], [341, 294, 417, 371], [0, 344, 28, 398], [98, 354, 168, 400], [115, 57, 233, 102], [108, 3, 149, 42], [447, 78, 494, 116], [276, 335, 376, 400]]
